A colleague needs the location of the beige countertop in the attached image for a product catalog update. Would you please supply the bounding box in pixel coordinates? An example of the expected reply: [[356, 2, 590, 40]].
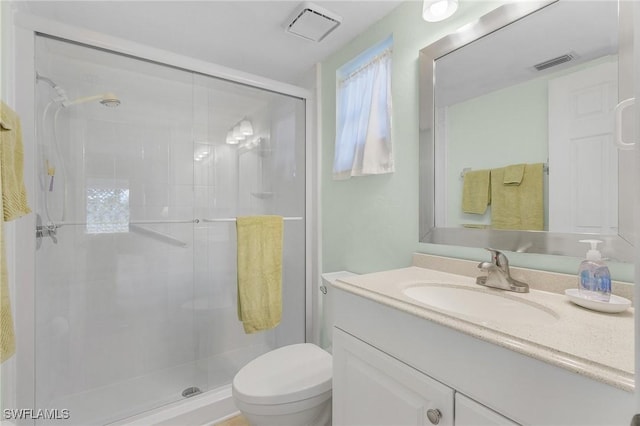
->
[[333, 266, 634, 392]]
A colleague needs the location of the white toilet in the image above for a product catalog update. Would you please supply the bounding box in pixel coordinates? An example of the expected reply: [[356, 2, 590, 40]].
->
[[232, 343, 333, 426], [232, 272, 356, 426]]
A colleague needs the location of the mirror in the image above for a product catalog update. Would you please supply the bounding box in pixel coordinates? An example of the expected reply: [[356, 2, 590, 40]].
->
[[419, 0, 635, 262]]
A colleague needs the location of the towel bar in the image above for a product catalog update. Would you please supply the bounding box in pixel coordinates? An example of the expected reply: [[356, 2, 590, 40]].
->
[[202, 217, 303, 223], [38, 217, 302, 229], [460, 163, 549, 178]]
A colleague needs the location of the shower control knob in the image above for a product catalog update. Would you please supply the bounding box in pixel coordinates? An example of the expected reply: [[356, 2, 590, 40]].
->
[[426, 408, 442, 425]]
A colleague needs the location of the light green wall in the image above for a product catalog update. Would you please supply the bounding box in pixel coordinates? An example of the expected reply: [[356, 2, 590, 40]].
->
[[321, 0, 505, 274], [446, 77, 548, 227], [320, 1, 634, 282], [445, 55, 618, 230]]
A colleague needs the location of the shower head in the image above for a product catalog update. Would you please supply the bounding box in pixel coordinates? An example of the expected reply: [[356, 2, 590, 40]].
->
[[100, 94, 121, 108], [37, 73, 121, 108], [62, 92, 121, 108]]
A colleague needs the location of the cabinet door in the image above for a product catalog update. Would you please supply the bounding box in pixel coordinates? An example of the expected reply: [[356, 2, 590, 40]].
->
[[455, 393, 520, 426], [333, 328, 454, 426]]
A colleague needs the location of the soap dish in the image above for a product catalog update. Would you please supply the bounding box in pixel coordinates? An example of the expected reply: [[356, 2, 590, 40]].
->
[[564, 289, 631, 313]]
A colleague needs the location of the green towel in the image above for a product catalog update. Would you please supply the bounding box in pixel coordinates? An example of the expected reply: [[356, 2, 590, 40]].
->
[[491, 163, 544, 230], [236, 216, 283, 334], [0, 102, 31, 364], [503, 163, 525, 186], [462, 169, 491, 214]]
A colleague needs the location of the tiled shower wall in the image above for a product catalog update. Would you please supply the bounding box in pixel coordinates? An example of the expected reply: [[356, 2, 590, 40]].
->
[[33, 36, 305, 424]]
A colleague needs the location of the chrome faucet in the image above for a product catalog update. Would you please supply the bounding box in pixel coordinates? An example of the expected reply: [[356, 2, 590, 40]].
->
[[476, 248, 529, 293]]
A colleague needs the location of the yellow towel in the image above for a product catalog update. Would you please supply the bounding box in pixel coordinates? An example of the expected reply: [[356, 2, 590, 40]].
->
[[462, 223, 489, 229], [503, 163, 525, 186], [236, 216, 283, 334], [491, 163, 544, 231], [1, 102, 31, 221], [0, 102, 31, 364], [462, 169, 491, 214], [0, 241, 14, 363]]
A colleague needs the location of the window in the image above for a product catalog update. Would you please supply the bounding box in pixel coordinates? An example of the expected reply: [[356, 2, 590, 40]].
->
[[86, 178, 130, 234], [333, 36, 393, 180]]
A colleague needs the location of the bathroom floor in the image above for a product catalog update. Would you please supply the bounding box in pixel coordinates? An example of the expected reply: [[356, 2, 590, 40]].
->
[[215, 414, 249, 426]]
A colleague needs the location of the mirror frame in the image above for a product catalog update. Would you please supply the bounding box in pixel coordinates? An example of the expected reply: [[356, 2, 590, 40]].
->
[[418, 0, 635, 263]]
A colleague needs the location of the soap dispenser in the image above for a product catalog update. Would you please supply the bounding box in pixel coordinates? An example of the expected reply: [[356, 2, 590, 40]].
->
[[578, 239, 611, 302]]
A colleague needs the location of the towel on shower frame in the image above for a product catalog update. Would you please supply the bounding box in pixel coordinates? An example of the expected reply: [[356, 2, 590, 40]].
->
[[236, 215, 283, 334], [1, 102, 32, 363]]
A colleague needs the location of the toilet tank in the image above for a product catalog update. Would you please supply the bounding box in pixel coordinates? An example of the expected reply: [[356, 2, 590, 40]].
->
[[320, 271, 357, 353]]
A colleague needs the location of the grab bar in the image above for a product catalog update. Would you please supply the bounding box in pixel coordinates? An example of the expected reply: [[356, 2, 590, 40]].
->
[[129, 224, 188, 248]]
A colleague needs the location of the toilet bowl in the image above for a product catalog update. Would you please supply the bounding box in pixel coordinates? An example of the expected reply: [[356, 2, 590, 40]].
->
[[232, 343, 332, 426]]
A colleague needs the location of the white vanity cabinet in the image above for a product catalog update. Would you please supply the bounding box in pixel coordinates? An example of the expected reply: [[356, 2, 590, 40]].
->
[[331, 283, 636, 426], [333, 327, 518, 426], [333, 327, 454, 426], [455, 393, 519, 426]]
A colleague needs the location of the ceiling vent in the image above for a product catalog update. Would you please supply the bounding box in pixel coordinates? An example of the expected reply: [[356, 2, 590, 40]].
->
[[533, 53, 575, 71], [285, 2, 342, 42]]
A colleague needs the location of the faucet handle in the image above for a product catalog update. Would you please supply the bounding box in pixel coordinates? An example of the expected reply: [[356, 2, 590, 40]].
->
[[484, 247, 509, 269]]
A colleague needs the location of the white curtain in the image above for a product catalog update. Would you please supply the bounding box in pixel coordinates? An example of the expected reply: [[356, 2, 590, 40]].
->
[[333, 48, 393, 179]]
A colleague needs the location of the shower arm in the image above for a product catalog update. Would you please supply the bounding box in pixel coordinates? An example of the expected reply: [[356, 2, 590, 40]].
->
[[36, 73, 68, 102], [62, 94, 103, 107], [36, 73, 58, 89]]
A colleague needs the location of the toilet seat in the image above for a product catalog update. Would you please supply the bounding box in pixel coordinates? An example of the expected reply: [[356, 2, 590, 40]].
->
[[233, 343, 332, 406]]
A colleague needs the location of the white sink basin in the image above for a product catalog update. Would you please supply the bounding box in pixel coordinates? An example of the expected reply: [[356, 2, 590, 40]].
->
[[402, 284, 559, 325]]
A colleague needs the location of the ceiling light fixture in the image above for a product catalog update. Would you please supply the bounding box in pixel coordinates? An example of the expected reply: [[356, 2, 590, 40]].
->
[[232, 125, 245, 141], [194, 146, 211, 161], [227, 118, 253, 145], [226, 130, 238, 145], [422, 0, 458, 22], [240, 119, 254, 136]]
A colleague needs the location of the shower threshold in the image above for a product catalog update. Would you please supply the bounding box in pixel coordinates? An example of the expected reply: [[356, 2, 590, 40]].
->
[[182, 386, 203, 398]]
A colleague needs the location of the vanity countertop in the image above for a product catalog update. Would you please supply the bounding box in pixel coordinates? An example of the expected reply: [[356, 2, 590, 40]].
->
[[332, 266, 634, 392]]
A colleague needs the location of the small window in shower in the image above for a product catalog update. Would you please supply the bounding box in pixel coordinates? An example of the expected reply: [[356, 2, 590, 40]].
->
[[86, 178, 130, 234]]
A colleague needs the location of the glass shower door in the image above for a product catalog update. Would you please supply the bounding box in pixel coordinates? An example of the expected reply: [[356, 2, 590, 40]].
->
[[34, 35, 200, 425], [33, 33, 307, 426], [189, 74, 306, 391]]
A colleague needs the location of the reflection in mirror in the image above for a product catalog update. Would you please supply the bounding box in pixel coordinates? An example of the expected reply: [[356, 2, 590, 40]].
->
[[419, 0, 635, 262]]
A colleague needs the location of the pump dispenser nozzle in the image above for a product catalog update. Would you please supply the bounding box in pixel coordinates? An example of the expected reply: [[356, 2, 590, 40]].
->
[[579, 239, 603, 261]]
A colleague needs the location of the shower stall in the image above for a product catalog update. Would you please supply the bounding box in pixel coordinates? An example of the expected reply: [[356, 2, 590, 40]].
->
[[24, 33, 307, 424]]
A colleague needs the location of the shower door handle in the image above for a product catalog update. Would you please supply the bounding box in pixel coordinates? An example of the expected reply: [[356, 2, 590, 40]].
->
[[614, 98, 636, 150]]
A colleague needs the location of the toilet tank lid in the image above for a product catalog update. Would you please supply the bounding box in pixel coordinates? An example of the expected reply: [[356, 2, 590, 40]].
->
[[232, 343, 332, 405], [321, 271, 357, 285]]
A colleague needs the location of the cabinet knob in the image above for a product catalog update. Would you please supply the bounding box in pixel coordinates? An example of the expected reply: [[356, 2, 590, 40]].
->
[[426, 408, 442, 425]]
